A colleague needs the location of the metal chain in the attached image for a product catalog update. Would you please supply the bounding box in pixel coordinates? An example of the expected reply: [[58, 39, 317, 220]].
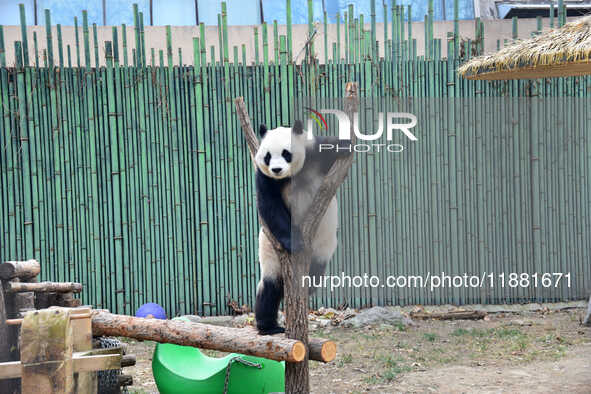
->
[[223, 356, 262, 394]]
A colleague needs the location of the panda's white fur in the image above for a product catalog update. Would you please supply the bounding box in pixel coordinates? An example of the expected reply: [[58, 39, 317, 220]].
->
[[254, 121, 350, 335]]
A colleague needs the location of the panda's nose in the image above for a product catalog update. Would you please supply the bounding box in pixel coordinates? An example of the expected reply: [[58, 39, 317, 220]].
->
[[271, 167, 282, 174]]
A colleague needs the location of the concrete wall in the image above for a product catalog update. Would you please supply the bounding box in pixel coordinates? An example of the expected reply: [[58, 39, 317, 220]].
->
[[0, 17, 576, 67]]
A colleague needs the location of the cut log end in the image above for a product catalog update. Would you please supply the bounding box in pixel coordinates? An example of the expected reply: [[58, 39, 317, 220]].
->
[[319, 341, 336, 363], [308, 338, 337, 363], [292, 342, 306, 362]]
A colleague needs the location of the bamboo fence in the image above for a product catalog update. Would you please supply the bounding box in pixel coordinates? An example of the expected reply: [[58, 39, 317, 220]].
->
[[1, 1, 590, 315]]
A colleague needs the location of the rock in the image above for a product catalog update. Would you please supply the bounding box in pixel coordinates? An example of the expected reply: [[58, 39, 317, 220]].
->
[[343, 306, 413, 328], [278, 311, 285, 326], [197, 315, 234, 327], [583, 295, 591, 327], [317, 318, 331, 328], [232, 313, 254, 328], [509, 319, 533, 327], [180, 315, 202, 323]]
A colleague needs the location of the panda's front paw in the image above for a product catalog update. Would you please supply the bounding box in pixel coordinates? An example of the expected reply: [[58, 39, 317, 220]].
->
[[290, 229, 305, 253], [258, 325, 286, 335]]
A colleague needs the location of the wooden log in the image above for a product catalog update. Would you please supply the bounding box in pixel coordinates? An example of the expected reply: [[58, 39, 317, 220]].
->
[[91, 311, 306, 362], [308, 338, 337, 363], [6, 313, 92, 326], [240, 326, 334, 362], [15, 292, 35, 312], [35, 292, 50, 309], [7, 281, 82, 293], [0, 260, 40, 280], [56, 292, 82, 307], [121, 354, 136, 367], [410, 310, 487, 320], [117, 375, 133, 387]]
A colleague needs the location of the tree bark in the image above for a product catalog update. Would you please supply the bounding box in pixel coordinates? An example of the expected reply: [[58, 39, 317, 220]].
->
[[0, 260, 40, 280], [91, 310, 306, 362], [234, 82, 357, 393]]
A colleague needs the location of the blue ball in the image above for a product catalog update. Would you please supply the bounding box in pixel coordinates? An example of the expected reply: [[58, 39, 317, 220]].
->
[[136, 303, 166, 319]]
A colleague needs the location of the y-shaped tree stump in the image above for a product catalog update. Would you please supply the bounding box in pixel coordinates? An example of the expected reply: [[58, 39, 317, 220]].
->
[[235, 82, 358, 393]]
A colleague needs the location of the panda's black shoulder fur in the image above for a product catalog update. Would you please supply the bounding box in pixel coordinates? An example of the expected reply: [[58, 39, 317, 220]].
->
[[255, 169, 298, 253], [304, 135, 352, 174]]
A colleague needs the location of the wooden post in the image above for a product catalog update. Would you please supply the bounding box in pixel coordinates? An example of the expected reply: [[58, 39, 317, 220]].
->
[[234, 82, 357, 393], [69, 308, 96, 392], [0, 278, 20, 393], [20, 309, 75, 393]]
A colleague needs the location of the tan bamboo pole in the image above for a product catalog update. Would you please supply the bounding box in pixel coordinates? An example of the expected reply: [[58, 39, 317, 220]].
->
[[6, 281, 82, 293]]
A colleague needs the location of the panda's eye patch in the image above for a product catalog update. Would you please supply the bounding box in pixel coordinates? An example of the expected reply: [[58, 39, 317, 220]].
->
[[282, 149, 292, 163], [264, 152, 271, 166]]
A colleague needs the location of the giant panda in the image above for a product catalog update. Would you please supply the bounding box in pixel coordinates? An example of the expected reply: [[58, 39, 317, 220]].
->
[[254, 120, 351, 335]]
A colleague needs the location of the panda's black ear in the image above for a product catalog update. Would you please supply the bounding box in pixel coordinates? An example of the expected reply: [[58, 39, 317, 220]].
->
[[293, 120, 304, 135], [259, 124, 267, 138]]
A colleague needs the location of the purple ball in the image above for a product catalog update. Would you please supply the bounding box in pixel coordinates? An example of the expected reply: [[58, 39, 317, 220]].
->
[[135, 303, 166, 319]]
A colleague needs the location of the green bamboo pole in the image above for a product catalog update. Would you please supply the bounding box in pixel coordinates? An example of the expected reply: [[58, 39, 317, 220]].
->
[[57, 24, 64, 67], [408, 5, 412, 41], [73, 17, 80, 67], [19, 3, 29, 66], [382, 5, 387, 60], [122, 24, 128, 66], [221, 2, 229, 63], [428, 0, 434, 59], [254, 26, 260, 65], [199, 23, 206, 65], [370, 0, 376, 60], [348, 5, 354, 63], [324, 10, 328, 63], [45, 9, 54, 68], [92, 24, 99, 67], [262, 22, 270, 125], [133, 4, 140, 66], [112, 27, 119, 64], [336, 12, 341, 62], [558, 0, 565, 27], [307, 0, 314, 63], [139, 11, 146, 66], [344, 11, 348, 63], [0, 26, 5, 67], [550, 2, 555, 28], [273, 20, 279, 64], [82, 11, 90, 69], [166, 25, 173, 68], [286, 0, 293, 62]]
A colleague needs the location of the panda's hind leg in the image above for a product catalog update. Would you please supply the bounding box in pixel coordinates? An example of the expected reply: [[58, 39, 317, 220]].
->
[[307, 258, 328, 295], [255, 277, 285, 335], [255, 230, 285, 335]]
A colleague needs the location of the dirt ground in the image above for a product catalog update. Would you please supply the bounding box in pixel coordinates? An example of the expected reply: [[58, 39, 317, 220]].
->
[[124, 308, 591, 393]]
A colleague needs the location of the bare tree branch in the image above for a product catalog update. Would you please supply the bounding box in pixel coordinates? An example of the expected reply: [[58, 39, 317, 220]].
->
[[234, 83, 357, 394]]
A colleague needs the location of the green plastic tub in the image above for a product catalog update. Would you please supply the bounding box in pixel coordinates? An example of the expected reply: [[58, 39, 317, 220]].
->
[[152, 343, 285, 394]]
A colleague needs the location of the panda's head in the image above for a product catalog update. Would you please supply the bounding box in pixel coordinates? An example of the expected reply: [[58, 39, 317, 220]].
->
[[255, 120, 307, 180]]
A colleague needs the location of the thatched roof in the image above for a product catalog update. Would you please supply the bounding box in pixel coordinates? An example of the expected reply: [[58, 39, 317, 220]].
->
[[458, 15, 591, 80]]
